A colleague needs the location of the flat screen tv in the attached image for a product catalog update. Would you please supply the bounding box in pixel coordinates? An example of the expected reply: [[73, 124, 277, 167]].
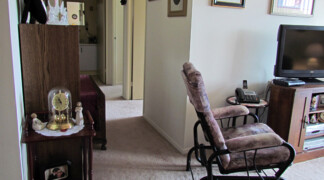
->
[[274, 25, 324, 83]]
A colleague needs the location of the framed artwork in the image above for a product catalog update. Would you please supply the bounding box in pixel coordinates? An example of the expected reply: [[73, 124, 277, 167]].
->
[[168, 0, 188, 17], [44, 162, 69, 180], [271, 0, 314, 17], [212, 0, 245, 8]]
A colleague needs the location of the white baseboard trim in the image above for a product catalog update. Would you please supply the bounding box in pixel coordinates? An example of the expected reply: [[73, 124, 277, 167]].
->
[[144, 116, 188, 154], [183, 146, 192, 154]]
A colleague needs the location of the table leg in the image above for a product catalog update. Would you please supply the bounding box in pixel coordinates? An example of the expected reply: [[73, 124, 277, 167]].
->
[[27, 143, 34, 180], [89, 136, 93, 180], [255, 108, 259, 117], [83, 138, 88, 180]]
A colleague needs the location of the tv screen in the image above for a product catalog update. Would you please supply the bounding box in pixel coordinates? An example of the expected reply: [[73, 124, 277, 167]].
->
[[274, 25, 324, 80]]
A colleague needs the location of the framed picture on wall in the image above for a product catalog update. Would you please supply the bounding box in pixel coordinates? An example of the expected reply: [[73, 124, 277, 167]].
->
[[212, 0, 245, 8], [168, 0, 188, 17], [271, 0, 314, 17]]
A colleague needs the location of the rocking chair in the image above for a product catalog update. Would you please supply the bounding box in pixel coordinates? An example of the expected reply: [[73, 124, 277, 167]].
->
[[181, 62, 295, 180]]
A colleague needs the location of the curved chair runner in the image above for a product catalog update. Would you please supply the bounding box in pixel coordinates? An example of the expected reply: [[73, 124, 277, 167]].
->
[[181, 62, 295, 180]]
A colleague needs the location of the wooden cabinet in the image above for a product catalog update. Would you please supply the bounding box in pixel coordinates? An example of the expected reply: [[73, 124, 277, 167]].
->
[[21, 111, 95, 180], [268, 84, 324, 162], [19, 24, 95, 179]]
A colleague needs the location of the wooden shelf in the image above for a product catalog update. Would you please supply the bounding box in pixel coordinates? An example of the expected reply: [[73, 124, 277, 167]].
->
[[309, 108, 324, 114], [22, 111, 96, 143], [305, 123, 324, 140], [295, 148, 324, 163], [305, 133, 324, 139]]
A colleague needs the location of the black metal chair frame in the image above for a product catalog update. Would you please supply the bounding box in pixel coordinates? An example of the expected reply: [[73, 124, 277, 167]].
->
[[186, 111, 295, 180]]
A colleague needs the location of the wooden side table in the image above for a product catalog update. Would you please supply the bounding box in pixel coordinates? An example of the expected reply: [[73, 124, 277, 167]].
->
[[21, 111, 96, 180], [226, 96, 269, 122]]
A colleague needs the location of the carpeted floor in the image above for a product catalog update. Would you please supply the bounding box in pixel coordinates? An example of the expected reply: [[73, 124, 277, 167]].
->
[[92, 84, 324, 180]]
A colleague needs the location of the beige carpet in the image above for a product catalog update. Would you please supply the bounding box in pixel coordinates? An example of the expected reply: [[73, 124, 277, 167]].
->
[[92, 84, 324, 180]]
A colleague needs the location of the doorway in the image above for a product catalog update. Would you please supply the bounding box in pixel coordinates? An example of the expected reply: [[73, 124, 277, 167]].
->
[[94, 0, 146, 100]]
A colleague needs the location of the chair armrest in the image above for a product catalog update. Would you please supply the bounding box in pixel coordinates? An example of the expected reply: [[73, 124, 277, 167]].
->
[[212, 105, 249, 119], [225, 133, 284, 152]]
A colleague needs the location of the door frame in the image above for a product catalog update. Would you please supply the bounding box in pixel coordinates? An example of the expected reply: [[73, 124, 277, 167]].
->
[[122, 0, 133, 100]]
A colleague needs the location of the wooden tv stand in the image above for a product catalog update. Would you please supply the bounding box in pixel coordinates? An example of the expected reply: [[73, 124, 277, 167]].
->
[[268, 84, 324, 162]]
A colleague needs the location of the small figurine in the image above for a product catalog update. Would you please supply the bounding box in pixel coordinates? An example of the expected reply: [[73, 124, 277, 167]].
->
[[31, 113, 46, 131], [310, 96, 318, 110], [310, 114, 318, 124], [47, 0, 69, 25], [75, 102, 84, 126]]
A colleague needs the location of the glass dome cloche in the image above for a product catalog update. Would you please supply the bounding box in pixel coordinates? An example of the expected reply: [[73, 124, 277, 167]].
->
[[47, 87, 74, 131]]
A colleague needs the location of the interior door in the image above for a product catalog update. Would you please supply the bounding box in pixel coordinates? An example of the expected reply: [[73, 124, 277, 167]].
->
[[102, 0, 124, 86], [132, 0, 146, 100], [122, 0, 146, 100], [97, 0, 106, 84], [114, 0, 124, 85]]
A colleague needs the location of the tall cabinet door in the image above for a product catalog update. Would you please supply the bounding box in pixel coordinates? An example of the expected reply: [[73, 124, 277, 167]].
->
[[19, 24, 80, 114], [268, 86, 310, 153], [289, 89, 311, 153]]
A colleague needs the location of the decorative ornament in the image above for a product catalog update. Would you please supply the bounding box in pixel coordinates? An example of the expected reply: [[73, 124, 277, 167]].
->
[[31, 113, 46, 131], [47, 87, 74, 131], [310, 95, 318, 110], [310, 114, 317, 124], [47, 0, 69, 25], [75, 101, 84, 126], [318, 112, 324, 123]]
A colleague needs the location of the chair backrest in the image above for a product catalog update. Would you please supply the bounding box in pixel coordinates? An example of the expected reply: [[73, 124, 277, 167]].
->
[[181, 62, 228, 153]]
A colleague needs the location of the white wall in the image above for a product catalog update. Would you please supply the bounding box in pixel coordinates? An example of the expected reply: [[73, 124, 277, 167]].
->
[[0, 0, 26, 179], [185, 0, 324, 148], [144, 0, 192, 152], [145, 0, 324, 153]]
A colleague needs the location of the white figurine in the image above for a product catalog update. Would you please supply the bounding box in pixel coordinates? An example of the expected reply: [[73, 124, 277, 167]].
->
[[75, 102, 84, 126], [58, 0, 69, 25], [47, 0, 69, 25], [31, 113, 46, 131]]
